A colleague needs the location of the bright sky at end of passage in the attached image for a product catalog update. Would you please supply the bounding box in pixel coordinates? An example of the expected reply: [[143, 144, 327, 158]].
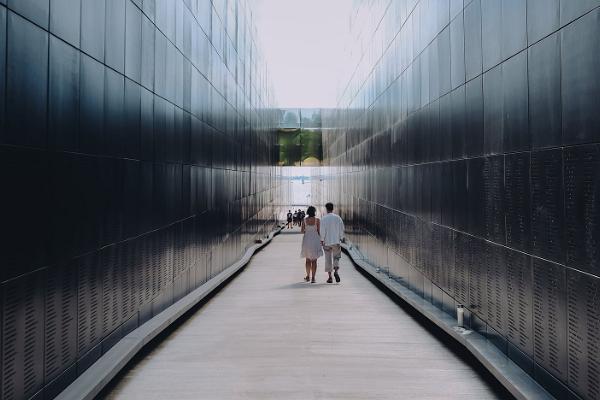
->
[[254, 0, 352, 109]]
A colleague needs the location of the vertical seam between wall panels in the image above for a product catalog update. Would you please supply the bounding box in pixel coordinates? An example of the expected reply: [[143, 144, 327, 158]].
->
[[0, 0, 3, 365], [561, 121, 569, 385], [103, 0, 107, 75], [75, 0, 81, 152], [522, 0, 528, 252], [45, 3, 50, 151], [477, 0, 484, 156], [124, 0, 127, 84], [2, 4, 5, 140], [461, 4, 466, 96], [558, 7, 565, 153], [526, 7, 536, 376], [43, 0, 50, 385]]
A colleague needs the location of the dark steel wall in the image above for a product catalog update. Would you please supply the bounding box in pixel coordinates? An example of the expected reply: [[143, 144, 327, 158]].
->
[[321, 1, 600, 399], [0, 1, 281, 399]]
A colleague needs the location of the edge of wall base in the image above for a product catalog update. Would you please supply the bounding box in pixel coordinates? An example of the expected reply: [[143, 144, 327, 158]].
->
[[56, 227, 283, 400], [341, 242, 555, 400]]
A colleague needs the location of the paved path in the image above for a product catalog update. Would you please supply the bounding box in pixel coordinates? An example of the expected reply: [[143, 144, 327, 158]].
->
[[104, 233, 506, 400]]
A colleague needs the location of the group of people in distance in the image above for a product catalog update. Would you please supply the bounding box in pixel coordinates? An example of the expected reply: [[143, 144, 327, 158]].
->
[[298, 202, 345, 284], [286, 209, 305, 228]]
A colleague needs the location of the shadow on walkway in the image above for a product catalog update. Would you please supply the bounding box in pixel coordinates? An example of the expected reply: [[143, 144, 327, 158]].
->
[[277, 282, 342, 290]]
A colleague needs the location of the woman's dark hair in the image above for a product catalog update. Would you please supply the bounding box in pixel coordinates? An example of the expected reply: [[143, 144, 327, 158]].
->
[[306, 206, 316, 218]]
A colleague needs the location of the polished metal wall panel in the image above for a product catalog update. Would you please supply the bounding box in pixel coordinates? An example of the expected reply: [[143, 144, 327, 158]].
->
[[50, 0, 80, 48], [467, 157, 484, 237], [449, 15, 465, 91], [560, 0, 600, 26], [464, 76, 483, 157], [7, 0, 47, 28], [500, 0, 526, 61], [483, 156, 504, 244], [453, 232, 469, 306], [450, 85, 466, 159], [481, 0, 502, 71], [321, 1, 600, 398], [468, 236, 486, 319], [1, 147, 50, 280], [440, 227, 455, 295], [105, 68, 126, 157], [429, 224, 443, 287], [49, 36, 80, 152], [564, 145, 600, 275], [485, 242, 507, 337], [528, 33, 561, 149], [482, 64, 503, 155], [0, 6, 4, 135], [561, 8, 600, 146], [504, 152, 531, 253], [437, 27, 451, 98], [125, 1, 142, 84], [440, 161, 453, 227], [505, 249, 533, 358], [430, 163, 442, 224], [566, 269, 600, 399], [5, 12, 48, 148], [527, 0, 559, 45], [531, 149, 564, 264], [79, 54, 105, 154], [81, 0, 105, 62], [532, 258, 567, 382], [502, 52, 529, 153], [463, 0, 482, 81], [0, 1, 281, 398], [140, 14, 155, 90], [451, 160, 467, 231], [1, 271, 45, 400], [44, 262, 78, 384], [124, 79, 142, 158]]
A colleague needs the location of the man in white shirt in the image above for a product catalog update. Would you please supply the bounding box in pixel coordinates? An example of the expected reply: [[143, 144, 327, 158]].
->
[[320, 202, 345, 283]]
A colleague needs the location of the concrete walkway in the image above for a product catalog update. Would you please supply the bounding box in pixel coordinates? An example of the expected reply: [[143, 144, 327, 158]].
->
[[104, 233, 506, 400]]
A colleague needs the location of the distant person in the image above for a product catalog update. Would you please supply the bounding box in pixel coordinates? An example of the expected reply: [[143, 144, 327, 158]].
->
[[301, 206, 323, 283], [320, 202, 345, 283], [292, 210, 298, 227], [300, 209, 305, 221], [286, 210, 293, 229]]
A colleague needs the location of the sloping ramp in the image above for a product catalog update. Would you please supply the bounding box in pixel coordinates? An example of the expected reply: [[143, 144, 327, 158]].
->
[[103, 233, 509, 400]]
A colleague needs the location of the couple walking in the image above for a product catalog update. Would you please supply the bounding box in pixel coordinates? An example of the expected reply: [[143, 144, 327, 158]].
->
[[300, 202, 345, 284]]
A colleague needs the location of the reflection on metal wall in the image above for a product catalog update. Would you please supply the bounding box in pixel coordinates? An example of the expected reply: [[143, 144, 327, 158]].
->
[[322, 2, 600, 399], [0, 1, 281, 399]]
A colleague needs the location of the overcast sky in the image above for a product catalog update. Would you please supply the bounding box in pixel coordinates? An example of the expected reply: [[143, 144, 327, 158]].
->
[[254, 0, 352, 109]]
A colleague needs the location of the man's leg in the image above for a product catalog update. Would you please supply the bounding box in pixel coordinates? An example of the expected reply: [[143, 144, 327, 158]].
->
[[333, 244, 342, 282], [323, 245, 333, 282]]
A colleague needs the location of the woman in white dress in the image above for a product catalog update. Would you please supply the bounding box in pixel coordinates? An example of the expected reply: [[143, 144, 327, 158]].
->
[[301, 206, 323, 283]]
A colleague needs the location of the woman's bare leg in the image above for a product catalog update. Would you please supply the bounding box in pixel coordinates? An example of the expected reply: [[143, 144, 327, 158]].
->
[[311, 260, 317, 282], [305, 259, 311, 280]]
